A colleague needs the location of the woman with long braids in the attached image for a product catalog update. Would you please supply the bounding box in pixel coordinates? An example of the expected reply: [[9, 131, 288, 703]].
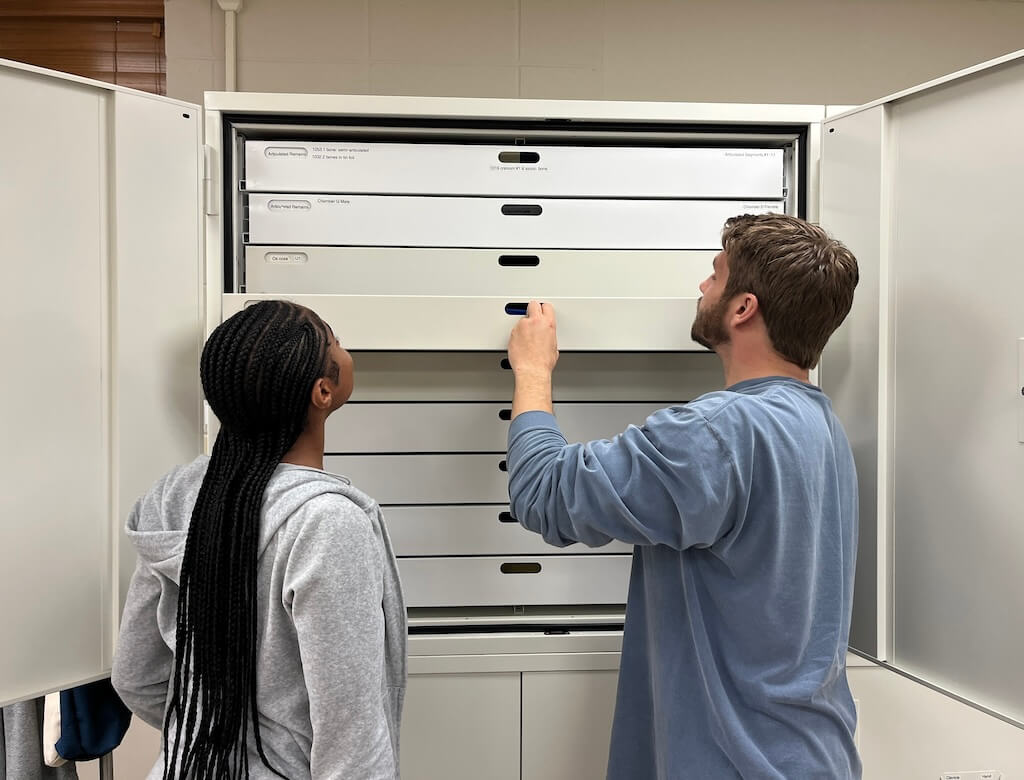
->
[[112, 300, 407, 779]]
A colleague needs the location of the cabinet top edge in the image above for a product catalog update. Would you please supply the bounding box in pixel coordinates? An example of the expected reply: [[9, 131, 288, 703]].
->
[[202, 91, 826, 125]]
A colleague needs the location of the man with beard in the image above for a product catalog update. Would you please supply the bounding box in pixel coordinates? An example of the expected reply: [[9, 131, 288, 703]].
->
[[505, 213, 861, 780]]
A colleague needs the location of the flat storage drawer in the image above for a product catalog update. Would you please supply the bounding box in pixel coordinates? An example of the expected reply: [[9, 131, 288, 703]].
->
[[325, 454, 509, 504], [397, 555, 632, 607], [327, 402, 668, 453], [385, 505, 632, 556], [245, 194, 781, 249], [244, 246, 713, 297], [348, 351, 721, 403], [244, 140, 785, 199], [223, 294, 703, 351]]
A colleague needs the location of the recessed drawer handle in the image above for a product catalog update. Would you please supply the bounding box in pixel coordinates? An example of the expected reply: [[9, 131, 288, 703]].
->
[[498, 254, 540, 267], [504, 302, 528, 316], [498, 151, 540, 164], [498, 408, 512, 421], [501, 204, 543, 216], [498, 459, 508, 472], [498, 511, 517, 523], [500, 562, 542, 574]]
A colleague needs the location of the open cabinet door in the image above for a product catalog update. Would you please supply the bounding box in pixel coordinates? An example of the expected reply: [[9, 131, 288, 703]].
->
[[821, 50, 1024, 725], [0, 59, 203, 707]]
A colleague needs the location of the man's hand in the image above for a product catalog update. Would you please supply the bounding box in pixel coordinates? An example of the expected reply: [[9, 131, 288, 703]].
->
[[507, 300, 558, 418]]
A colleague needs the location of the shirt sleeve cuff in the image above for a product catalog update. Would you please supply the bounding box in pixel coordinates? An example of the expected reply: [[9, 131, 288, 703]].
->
[[509, 410, 561, 438]]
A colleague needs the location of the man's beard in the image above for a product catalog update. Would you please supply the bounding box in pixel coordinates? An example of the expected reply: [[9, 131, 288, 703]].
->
[[690, 296, 731, 351]]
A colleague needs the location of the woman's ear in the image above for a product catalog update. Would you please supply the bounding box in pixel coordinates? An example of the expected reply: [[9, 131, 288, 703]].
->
[[310, 376, 333, 411]]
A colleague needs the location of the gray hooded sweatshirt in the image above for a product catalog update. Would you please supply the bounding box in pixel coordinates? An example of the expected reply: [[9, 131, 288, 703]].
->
[[112, 456, 407, 779]]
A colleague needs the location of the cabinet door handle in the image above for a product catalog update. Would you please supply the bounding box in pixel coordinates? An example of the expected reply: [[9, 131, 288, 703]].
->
[[498, 408, 512, 421], [504, 302, 528, 316], [498, 254, 540, 267], [498, 459, 508, 472], [501, 204, 543, 216], [498, 511, 517, 523], [500, 562, 542, 574], [500, 358, 512, 370], [498, 151, 540, 164]]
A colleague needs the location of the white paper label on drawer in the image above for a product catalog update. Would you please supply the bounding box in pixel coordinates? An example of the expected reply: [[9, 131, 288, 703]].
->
[[263, 251, 308, 265], [246, 194, 782, 249], [244, 140, 785, 199]]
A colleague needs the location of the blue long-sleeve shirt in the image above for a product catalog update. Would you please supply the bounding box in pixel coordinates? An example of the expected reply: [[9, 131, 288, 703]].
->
[[507, 376, 860, 779]]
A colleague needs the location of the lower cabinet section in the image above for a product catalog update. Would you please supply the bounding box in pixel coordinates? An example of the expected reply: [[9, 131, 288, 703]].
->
[[401, 669, 619, 780], [521, 671, 619, 780], [401, 672, 522, 780]]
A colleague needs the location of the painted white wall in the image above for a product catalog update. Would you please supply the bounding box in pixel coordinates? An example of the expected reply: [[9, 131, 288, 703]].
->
[[165, 0, 1024, 106]]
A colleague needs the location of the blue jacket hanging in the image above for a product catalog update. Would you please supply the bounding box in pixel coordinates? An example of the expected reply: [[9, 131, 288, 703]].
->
[[55, 678, 132, 761]]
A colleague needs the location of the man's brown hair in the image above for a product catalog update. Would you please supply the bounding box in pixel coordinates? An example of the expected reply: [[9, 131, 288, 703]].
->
[[721, 213, 859, 370]]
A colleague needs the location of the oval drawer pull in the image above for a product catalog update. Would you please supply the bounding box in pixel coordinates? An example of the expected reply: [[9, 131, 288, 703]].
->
[[500, 562, 542, 574], [498, 511, 517, 523], [501, 204, 543, 216], [498, 459, 508, 472], [498, 151, 540, 164], [498, 254, 540, 267], [504, 302, 528, 316], [498, 408, 512, 421]]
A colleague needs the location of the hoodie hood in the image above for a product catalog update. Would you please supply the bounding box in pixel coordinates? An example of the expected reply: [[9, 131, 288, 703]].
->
[[125, 455, 359, 586]]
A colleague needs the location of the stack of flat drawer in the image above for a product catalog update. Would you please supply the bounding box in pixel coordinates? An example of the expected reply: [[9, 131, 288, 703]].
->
[[228, 139, 785, 609]]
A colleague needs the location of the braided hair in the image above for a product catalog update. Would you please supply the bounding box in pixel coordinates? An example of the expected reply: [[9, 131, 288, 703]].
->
[[163, 300, 339, 779]]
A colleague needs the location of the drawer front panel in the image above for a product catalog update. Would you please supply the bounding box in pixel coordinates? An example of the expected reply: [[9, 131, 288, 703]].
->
[[223, 294, 703, 351], [327, 402, 668, 453], [325, 454, 509, 504], [397, 555, 632, 608], [347, 352, 722, 403], [244, 140, 785, 199], [246, 194, 781, 249], [385, 505, 632, 556], [245, 246, 713, 298]]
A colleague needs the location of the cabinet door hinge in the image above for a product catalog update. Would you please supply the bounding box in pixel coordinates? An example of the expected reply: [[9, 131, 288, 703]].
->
[[202, 144, 218, 216]]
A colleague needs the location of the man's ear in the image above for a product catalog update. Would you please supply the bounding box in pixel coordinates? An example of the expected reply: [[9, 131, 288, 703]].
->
[[310, 376, 333, 411], [731, 293, 759, 326]]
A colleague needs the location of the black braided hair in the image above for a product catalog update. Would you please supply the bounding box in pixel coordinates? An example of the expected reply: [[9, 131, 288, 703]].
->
[[163, 300, 338, 779]]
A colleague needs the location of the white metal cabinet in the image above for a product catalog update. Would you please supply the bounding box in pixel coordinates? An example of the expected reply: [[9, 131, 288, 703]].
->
[[0, 59, 203, 707], [21, 50, 1024, 726], [218, 98, 803, 615]]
